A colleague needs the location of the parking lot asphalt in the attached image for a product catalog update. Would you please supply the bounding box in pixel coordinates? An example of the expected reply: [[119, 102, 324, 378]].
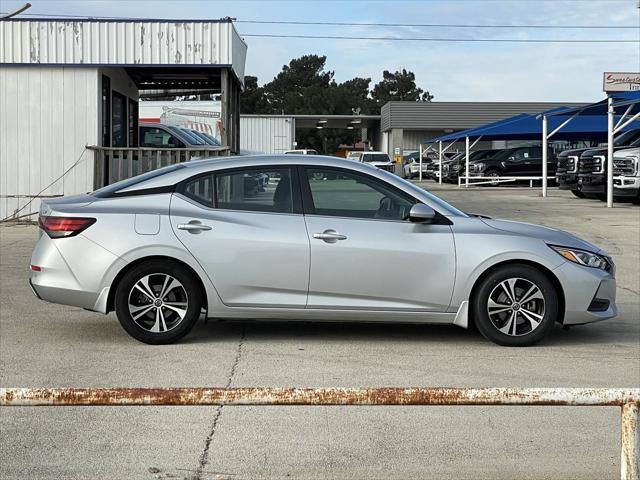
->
[[1, 185, 638, 480]]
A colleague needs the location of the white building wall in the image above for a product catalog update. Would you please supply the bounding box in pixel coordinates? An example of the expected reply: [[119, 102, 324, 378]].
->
[[0, 20, 247, 85], [0, 67, 99, 219], [240, 116, 294, 154]]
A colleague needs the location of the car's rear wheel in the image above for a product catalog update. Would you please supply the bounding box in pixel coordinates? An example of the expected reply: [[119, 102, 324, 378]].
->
[[472, 264, 558, 346], [115, 260, 202, 344]]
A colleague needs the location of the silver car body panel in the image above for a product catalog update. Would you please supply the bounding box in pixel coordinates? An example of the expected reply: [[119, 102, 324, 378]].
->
[[29, 155, 616, 329]]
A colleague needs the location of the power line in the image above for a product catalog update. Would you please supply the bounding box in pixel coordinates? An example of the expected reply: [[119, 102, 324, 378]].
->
[[2, 12, 637, 30], [240, 33, 638, 44], [236, 19, 639, 30]]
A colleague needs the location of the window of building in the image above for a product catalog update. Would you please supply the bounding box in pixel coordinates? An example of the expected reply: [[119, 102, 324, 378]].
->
[[111, 92, 127, 147]]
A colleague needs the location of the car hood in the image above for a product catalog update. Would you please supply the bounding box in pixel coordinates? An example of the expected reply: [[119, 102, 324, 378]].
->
[[368, 161, 394, 166], [480, 218, 602, 253]]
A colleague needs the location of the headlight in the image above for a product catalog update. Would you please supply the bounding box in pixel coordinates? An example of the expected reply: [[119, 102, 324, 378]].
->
[[473, 162, 484, 170], [550, 245, 614, 273]]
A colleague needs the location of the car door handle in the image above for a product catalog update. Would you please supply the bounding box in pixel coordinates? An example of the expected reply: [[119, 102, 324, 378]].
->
[[313, 230, 347, 242], [177, 222, 212, 233]]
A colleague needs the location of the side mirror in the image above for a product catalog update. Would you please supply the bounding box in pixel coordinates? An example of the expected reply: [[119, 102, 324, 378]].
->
[[409, 203, 436, 223]]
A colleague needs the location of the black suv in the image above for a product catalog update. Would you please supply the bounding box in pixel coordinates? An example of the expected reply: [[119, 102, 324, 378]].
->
[[468, 146, 556, 183], [578, 129, 640, 199], [441, 149, 500, 183]]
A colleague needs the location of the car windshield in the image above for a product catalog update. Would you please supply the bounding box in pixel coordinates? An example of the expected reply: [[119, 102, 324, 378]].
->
[[363, 154, 391, 162], [177, 128, 207, 145], [92, 164, 186, 197], [614, 129, 640, 147]]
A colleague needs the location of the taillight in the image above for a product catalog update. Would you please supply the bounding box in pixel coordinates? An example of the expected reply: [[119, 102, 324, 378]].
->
[[38, 217, 96, 238]]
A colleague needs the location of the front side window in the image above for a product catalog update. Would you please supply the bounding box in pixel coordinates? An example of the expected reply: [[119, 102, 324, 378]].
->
[[183, 168, 294, 214], [140, 127, 185, 148], [304, 168, 415, 221]]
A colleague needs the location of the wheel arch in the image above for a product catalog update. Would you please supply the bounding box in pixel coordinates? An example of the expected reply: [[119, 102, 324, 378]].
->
[[106, 256, 209, 313], [468, 259, 566, 327]]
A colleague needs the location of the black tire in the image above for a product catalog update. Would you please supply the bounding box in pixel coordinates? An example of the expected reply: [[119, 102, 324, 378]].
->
[[571, 189, 585, 198], [484, 169, 501, 186], [115, 260, 202, 345], [472, 264, 558, 346]]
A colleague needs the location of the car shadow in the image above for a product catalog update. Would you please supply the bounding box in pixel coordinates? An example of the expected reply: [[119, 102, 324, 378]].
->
[[182, 317, 638, 348]]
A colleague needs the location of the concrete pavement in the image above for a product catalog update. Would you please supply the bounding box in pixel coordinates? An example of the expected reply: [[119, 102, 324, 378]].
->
[[1, 185, 638, 479]]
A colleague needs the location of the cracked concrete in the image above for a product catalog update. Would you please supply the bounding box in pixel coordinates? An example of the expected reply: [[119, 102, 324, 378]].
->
[[0, 185, 638, 479]]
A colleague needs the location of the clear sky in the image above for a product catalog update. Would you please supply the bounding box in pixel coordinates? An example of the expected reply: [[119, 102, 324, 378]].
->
[[2, 0, 639, 103]]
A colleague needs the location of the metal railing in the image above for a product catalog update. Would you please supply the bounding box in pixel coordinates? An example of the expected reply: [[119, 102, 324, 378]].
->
[[88, 146, 230, 189], [458, 175, 558, 188], [1, 387, 638, 479]]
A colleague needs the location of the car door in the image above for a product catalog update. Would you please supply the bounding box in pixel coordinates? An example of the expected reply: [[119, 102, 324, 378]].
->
[[503, 148, 530, 176], [522, 147, 543, 176], [170, 166, 310, 308], [300, 166, 456, 311]]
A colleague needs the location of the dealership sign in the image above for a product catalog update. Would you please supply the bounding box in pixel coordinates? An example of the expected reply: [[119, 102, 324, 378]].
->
[[603, 72, 640, 92]]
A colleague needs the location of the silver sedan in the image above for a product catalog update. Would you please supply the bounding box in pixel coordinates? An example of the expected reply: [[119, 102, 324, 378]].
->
[[30, 155, 616, 346]]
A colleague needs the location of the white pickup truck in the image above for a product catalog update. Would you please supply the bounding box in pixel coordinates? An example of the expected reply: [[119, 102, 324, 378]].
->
[[347, 151, 396, 173], [613, 147, 640, 203]]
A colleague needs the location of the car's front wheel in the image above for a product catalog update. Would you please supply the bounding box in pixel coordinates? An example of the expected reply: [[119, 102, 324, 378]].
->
[[571, 189, 585, 198], [472, 264, 558, 346], [114, 260, 202, 344]]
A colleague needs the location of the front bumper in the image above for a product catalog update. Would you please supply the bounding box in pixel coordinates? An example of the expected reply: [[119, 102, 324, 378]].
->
[[556, 173, 578, 190], [613, 176, 640, 197], [578, 174, 605, 193], [553, 260, 617, 325]]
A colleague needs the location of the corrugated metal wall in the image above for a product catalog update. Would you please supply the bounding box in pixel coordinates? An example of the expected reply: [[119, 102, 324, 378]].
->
[[0, 19, 247, 83], [0, 67, 99, 220], [240, 116, 294, 154], [381, 101, 584, 131]]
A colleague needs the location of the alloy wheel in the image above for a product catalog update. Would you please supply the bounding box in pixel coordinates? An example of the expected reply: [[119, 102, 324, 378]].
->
[[487, 278, 545, 337], [127, 273, 189, 333]]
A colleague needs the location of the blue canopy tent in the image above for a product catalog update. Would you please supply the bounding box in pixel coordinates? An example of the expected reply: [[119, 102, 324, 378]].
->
[[420, 93, 640, 191], [541, 91, 640, 206]]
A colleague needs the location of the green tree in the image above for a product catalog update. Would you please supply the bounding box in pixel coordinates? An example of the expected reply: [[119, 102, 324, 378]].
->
[[371, 69, 430, 108], [239, 56, 431, 153], [240, 75, 269, 114]]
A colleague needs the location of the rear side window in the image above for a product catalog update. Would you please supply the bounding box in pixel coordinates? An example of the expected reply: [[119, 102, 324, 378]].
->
[[182, 167, 294, 214]]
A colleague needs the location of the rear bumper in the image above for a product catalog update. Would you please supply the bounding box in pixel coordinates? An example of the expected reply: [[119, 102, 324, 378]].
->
[[29, 232, 123, 313]]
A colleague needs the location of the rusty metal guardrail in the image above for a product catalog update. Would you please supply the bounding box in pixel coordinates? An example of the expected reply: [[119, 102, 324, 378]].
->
[[1, 387, 638, 480]]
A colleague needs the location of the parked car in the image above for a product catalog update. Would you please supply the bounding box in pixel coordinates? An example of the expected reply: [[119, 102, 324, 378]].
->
[[31, 155, 616, 347], [577, 129, 640, 200], [613, 147, 640, 203], [468, 146, 557, 184], [442, 149, 500, 183], [347, 151, 396, 173], [556, 148, 590, 198], [285, 149, 318, 155], [403, 154, 432, 179], [139, 123, 194, 148]]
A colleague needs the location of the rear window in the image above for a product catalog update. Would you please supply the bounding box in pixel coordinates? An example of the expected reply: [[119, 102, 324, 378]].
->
[[92, 164, 185, 197]]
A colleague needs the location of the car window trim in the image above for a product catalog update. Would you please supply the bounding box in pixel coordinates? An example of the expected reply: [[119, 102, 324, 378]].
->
[[177, 165, 303, 215]]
